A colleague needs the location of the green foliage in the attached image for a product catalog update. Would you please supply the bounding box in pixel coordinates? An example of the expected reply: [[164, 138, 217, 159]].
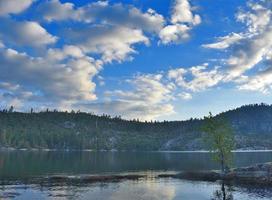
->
[[201, 112, 235, 173], [0, 110, 196, 150], [0, 103, 272, 151]]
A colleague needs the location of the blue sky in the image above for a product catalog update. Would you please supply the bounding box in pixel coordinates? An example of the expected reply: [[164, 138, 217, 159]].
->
[[0, 0, 272, 120]]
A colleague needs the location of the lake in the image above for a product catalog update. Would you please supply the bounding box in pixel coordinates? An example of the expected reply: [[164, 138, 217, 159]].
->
[[0, 151, 271, 199]]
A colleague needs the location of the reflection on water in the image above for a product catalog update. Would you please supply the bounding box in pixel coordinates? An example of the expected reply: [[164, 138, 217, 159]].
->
[[0, 151, 272, 178], [0, 179, 271, 200], [0, 151, 271, 199], [212, 182, 234, 200]]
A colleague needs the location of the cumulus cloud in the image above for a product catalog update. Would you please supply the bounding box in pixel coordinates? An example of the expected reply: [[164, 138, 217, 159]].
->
[[80, 2, 165, 33], [203, 1, 272, 81], [159, 24, 191, 44], [159, 0, 201, 44], [226, 27, 272, 79], [0, 18, 57, 47], [199, 0, 272, 95], [36, 0, 80, 22], [37, 0, 199, 46], [0, 82, 34, 109], [0, 47, 100, 108], [168, 64, 223, 92], [80, 100, 174, 121], [238, 67, 272, 94], [79, 74, 175, 120], [65, 25, 149, 63], [171, 0, 201, 25], [0, 0, 203, 119], [36, 0, 164, 63], [37, 0, 165, 33], [46, 45, 85, 61], [236, 2, 272, 34], [0, 0, 34, 16]]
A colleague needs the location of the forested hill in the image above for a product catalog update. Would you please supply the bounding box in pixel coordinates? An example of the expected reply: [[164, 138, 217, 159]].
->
[[0, 103, 272, 151]]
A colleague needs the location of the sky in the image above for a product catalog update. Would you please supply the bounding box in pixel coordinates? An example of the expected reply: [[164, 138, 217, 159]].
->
[[0, 0, 272, 121]]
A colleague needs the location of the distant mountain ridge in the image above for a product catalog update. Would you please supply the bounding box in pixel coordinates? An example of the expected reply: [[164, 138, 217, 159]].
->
[[0, 103, 272, 150]]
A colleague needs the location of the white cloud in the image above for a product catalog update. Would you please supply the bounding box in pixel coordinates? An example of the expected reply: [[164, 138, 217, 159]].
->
[[37, 0, 164, 63], [36, 0, 80, 22], [80, 2, 165, 33], [203, 1, 272, 81], [238, 62, 272, 94], [37, 0, 165, 33], [80, 74, 175, 120], [188, 66, 223, 91], [47, 45, 84, 61], [37, 0, 199, 46], [159, 0, 201, 44], [236, 2, 272, 34], [200, 0, 272, 95], [168, 64, 223, 92], [0, 0, 204, 117], [226, 27, 272, 79], [159, 24, 190, 44], [0, 82, 34, 109], [0, 0, 34, 16], [168, 68, 187, 79], [65, 26, 149, 63], [202, 33, 244, 49], [0, 47, 100, 108], [81, 100, 174, 121], [171, 0, 201, 25], [0, 82, 20, 91], [178, 92, 192, 100], [0, 18, 57, 47]]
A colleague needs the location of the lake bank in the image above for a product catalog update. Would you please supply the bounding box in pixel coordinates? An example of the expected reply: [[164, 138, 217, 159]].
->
[[159, 162, 272, 186], [1, 162, 271, 187], [1, 147, 272, 153]]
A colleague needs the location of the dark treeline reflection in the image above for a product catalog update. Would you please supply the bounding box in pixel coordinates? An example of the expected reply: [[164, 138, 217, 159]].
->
[[0, 151, 272, 179]]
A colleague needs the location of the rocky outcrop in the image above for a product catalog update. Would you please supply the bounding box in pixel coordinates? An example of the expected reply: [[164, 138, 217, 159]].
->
[[160, 162, 272, 185], [1, 163, 271, 186]]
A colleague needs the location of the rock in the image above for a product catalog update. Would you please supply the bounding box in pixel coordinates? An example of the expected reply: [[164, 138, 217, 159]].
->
[[160, 162, 272, 186], [63, 121, 75, 129], [174, 171, 221, 181]]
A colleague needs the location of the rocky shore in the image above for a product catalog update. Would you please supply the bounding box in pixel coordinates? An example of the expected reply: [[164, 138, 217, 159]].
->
[[1, 162, 271, 186], [160, 162, 272, 186]]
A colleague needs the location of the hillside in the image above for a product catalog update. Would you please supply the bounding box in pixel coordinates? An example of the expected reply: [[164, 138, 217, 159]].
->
[[0, 103, 272, 150]]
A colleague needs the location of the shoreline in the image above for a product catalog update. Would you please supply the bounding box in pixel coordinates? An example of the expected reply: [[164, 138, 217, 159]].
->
[[1, 162, 272, 187], [1, 148, 272, 153]]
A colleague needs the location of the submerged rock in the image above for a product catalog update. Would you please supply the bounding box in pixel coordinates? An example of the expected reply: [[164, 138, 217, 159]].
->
[[46, 174, 145, 184]]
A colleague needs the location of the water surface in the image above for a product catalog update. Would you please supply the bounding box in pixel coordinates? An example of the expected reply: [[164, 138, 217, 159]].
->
[[0, 151, 271, 199], [1, 151, 272, 178]]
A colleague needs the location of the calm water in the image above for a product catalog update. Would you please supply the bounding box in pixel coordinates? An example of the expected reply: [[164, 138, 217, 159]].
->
[[0, 151, 271, 199]]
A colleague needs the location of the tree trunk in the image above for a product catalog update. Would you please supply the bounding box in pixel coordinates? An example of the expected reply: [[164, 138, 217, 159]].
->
[[220, 151, 225, 174]]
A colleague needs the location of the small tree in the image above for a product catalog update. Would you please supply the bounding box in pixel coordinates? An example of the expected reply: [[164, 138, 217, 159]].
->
[[202, 112, 235, 174], [8, 106, 14, 113]]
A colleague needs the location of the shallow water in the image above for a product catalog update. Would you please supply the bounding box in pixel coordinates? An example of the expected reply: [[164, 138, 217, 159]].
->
[[0, 151, 271, 199], [1, 179, 271, 200]]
